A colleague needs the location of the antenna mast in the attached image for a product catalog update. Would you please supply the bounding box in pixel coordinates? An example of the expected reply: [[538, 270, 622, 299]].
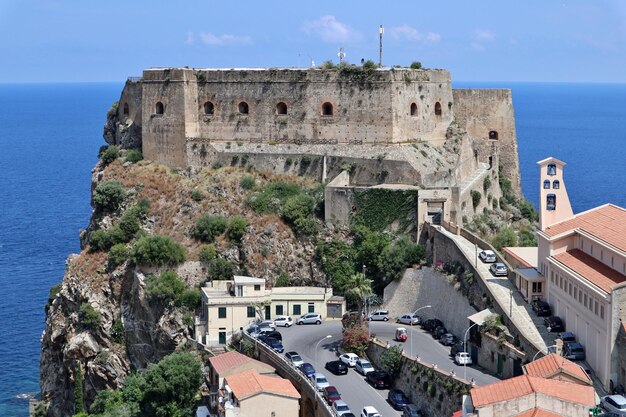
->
[[338, 47, 346, 64], [379, 25, 384, 67]]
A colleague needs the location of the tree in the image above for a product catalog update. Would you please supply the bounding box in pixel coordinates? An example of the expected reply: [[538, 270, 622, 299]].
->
[[101, 145, 120, 166], [380, 345, 404, 376], [341, 324, 370, 356], [193, 214, 227, 243], [410, 61, 422, 69], [208, 257, 235, 281], [377, 236, 424, 283], [492, 227, 517, 251], [199, 244, 217, 263], [79, 303, 101, 330], [227, 215, 248, 242], [130, 235, 186, 266], [93, 180, 127, 212], [146, 272, 186, 305], [345, 273, 372, 323]]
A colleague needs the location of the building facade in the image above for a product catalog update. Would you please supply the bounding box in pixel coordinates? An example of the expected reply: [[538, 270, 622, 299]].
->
[[536, 157, 626, 390], [195, 276, 344, 345]]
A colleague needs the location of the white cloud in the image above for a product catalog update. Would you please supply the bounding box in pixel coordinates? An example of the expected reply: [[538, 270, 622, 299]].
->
[[301, 15, 361, 43], [198, 32, 253, 46], [473, 29, 495, 42], [185, 31, 194, 44], [388, 24, 441, 44]]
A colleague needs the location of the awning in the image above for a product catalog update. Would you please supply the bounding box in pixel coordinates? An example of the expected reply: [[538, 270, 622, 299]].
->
[[467, 308, 495, 326], [514, 267, 544, 282]]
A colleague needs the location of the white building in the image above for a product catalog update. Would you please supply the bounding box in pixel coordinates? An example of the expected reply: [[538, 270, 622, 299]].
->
[[536, 157, 626, 390]]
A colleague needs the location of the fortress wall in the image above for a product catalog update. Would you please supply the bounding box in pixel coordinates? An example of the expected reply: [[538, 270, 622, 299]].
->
[[390, 69, 454, 143], [453, 89, 521, 192], [141, 69, 195, 166], [193, 68, 395, 144], [117, 81, 143, 132]]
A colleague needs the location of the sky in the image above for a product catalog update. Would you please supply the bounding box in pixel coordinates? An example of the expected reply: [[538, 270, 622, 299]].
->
[[2, 0, 626, 83]]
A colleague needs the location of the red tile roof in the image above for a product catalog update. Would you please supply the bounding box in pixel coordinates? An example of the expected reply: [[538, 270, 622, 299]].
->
[[544, 204, 626, 251], [552, 249, 626, 293], [514, 409, 563, 417], [470, 375, 595, 408], [225, 369, 300, 400], [208, 351, 272, 375], [523, 353, 591, 385]]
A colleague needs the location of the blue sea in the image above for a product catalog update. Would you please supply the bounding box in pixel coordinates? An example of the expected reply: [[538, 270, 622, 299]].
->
[[0, 82, 624, 416]]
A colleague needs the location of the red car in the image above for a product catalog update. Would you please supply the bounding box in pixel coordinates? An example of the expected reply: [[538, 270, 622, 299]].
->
[[396, 327, 408, 342], [323, 386, 341, 405]]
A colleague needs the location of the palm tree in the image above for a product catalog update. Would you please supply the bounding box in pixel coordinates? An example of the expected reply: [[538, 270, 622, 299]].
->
[[345, 272, 373, 324]]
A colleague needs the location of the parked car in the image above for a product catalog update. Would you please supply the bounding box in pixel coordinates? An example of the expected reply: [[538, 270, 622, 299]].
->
[[544, 316, 564, 332], [332, 400, 352, 416], [402, 404, 423, 417], [361, 406, 382, 417], [274, 316, 293, 327], [296, 313, 322, 325], [311, 373, 330, 391], [440, 333, 457, 346], [366, 370, 390, 389], [246, 325, 261, 337], [261, 337, 284, 353], [342, 414, 356, 417], [339, 353, 359, 367], [388, 389, 410, 410], [564, 342, 586, 361], [455, 352, 472, 365], [601, 395, 626, 416], [531, 300, 552, 317], [479, 249, 497, 263], [558, 331, 576, 343], [257, 320, 276, 329], [355, 359, 375, 375], [323, 385, 341, 405], [432, 326, 448, 339], [489, 262, 509, 276], [285, 351, 304, 367], [596, 413, 621, 417], [298, 362, 316, 378], [367, 310, 390, 321], [450, 341, 466, 357], [422, 318, 444, 333], [325, 360, 348, 375], [257, 329, 282, 341], [397, 313, 421, 325], [396, 327, 408, 342]]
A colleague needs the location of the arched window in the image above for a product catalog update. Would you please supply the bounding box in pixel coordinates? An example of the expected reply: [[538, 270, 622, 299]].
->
[[322, 102, 333, 116], [547, 163, 557, 176], [155, 102, 164, 115], [276, 102, 287, 115], [434, 102, 442, 116], [543, 180, 551, 189], [489, 130, 499, 140], [547, 194, 556, 211], [553, 180, 560, 189], [238, 102, 249, 114], [203, 101, 214, 115], [123, 103, 129, 115], [410, 103, 418, 116]]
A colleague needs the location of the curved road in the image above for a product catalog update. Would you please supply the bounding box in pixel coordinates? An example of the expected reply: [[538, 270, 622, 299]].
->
[[279, 320, 500, 416]]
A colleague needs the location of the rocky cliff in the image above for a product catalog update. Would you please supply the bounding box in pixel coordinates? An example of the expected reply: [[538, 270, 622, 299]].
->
[[40, 157, 340, 416]]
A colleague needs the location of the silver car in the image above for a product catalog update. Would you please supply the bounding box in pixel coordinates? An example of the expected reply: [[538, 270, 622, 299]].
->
[[367, 310, 389, 321], [332, 400, 352, 416], [601, 395, 626, 416], [397, 313, 420, 325], [489, 263, 508, 277], [296, 313, 322, 325], [311, 372, 330, 391]]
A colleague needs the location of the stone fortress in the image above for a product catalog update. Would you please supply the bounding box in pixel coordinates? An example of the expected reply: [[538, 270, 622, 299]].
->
[[106, 66, 521, 231]]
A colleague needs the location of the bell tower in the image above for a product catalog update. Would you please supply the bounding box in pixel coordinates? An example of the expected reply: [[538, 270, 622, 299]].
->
[[537, 157, 574, 230]]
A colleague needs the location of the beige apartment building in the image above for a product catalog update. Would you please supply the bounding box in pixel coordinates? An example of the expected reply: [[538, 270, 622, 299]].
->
[[195, 276, 345, 345], [536, 157, 626, 390]]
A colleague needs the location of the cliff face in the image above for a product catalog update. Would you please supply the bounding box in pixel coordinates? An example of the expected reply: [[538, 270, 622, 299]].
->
[[40, 159, 334, 416]]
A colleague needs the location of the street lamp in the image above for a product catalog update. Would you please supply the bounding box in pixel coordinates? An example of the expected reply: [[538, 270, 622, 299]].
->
[[315, 335, 332, 363], [532, 345, 558, 361], [410, 305, 432, 358], [463, 323, 479, 382]]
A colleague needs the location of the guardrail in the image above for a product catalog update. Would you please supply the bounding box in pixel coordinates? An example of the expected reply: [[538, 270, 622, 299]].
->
[[241, 332, 335, 417]]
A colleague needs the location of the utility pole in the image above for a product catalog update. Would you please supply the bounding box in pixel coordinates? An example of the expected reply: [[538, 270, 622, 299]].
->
[[379, 25, 384, 67]]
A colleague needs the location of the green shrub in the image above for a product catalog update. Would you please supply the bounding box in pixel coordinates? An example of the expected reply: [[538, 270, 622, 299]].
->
[[179, 289, 201, 310], [380, 345, 404, 376], [410, 61, 422, 69], [208, 257, 235, 281], [130, 235, 186, 266], [79, 303, 101, 330], [89, 229, 112, 251], [146, 271, 186, 304], [118, 213, 141, 240], [483, 177, 491, 193], [517, 199, 539, 222], [101, 146, 120, 166], [227, 215, 248, 242], [363, 60, 378, 70], [199, 244, 217, 263], [74, 362, 85, 414], [283, 194, 317, 235], [111, 319, 125, 344], [275, 271, 290, 287], [48, 283, 61, 304], [98, 145, 109, 158], [93, 180, 126, 212], [378, 236, 425, 282], [493, 227, 517, 251], [193, 214, 227, 243], [125, 149, 143, 163], [191, 190, 202, 202], [108, 243, 129, 269], [471, 190, 482, 210], [240, 175, 256, 190], [245, 181, 302, 214]]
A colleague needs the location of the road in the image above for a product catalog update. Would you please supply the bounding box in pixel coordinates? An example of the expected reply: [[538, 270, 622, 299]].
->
[[278, 320, 500, 416]]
